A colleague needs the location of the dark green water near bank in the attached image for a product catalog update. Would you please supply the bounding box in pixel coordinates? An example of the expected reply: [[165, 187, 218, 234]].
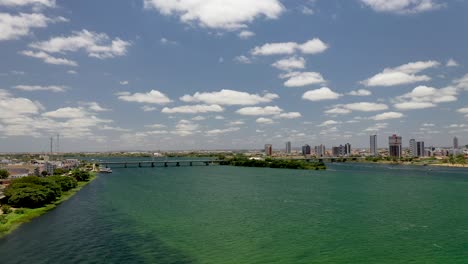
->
[[0, 162, 467, 263]]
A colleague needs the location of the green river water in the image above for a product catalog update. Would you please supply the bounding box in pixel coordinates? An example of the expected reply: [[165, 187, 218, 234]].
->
[[0, 161, 467, 263]]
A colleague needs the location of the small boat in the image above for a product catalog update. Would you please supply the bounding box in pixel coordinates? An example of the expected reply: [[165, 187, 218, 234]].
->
[[99, 167, 113, 173]]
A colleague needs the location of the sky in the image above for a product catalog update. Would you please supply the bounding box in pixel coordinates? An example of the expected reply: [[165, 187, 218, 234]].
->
[[0, 0, 467, 152]]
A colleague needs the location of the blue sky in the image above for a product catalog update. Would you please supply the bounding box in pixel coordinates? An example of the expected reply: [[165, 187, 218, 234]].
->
[[0, 0, 467, 152]]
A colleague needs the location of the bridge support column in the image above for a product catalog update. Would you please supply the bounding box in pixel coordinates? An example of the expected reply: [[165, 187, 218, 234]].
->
[[139, 162, 141, 167], [124, 163, 127, 168], [164, 162, 167, 167], [190, 162, 192, 166], [151, 162, 154, 167], [205, 162, 209, 166], [176, 162, 180, 167]]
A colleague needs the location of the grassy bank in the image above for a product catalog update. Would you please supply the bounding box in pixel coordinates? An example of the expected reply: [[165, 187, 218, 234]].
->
[[220, 157, 327, 170], [0, 173, 97, 238]]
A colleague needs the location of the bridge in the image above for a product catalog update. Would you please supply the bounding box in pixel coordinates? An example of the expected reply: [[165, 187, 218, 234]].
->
[[99, 159, 220, 168]]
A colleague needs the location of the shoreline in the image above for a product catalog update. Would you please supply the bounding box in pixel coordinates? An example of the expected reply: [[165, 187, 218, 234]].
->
[[350, 160, 467, 168], [0, 173, 98, 239]]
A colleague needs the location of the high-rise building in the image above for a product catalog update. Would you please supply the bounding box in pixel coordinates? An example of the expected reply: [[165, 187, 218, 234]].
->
[[388, 134, 402, 158], [345, 143, 351, 156], [302, 144, 311, 155], [315, 145, 326, 157], [264, 144, 272, 156], [409, 139, 417, 157], [332, 146, 340, 157], [417, 141, 425, 157], [453, 136, 459, 155], [285, 141, 291, 154], [370, 135, 377, 156]]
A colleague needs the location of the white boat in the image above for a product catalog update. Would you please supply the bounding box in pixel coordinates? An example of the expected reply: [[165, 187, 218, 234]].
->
[[99, 167, 112, 173]]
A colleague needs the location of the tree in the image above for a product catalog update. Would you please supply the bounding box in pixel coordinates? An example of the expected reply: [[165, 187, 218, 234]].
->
[[0, 169, 9, 179], [48, 176, 77, 192], [71, 170, 91, 182], [41, 171, 48, 177]]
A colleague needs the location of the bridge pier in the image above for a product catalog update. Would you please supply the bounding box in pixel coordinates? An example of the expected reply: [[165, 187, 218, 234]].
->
[[124, 163, 127, 168], [190, 162, 192, 166], [138, 162, 142, 167], [151, 162, 154, 167], [176, 162, 180, 167], [164, 162, 167, 167], [205, 162, 209, 166]]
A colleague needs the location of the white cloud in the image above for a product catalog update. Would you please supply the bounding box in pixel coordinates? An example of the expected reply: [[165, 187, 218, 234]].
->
[[206, 127, 240, 135], [143, 0, 284, 30], [234, 55, 252, 64], [117, 90, 172, 104], [393, 85, 457, 110], [214, 115, 225, 120], [192, 115, 206, 121], [272, 56, 306, 71], [364, 122, 388, 132], [83, 102, 110, 112], [457, 107, 468, 114], [343, 102, 389, 112], [0, 13, 66, 41], [227, 120, 245, 126], [173, 119, 199, 136], [236, 106, 282, 116], [29, 29, 131, 59], [422, 123, 435, 127], [251, 38, 328, 56], [20, 50, 78, 66], [162, 104, 224, 114], [302, 87, 342, 101], [120, 80, 129, 85], [145, 123, 166, 129], [238, 30, 255, 39], [0, 89, 42, 119], [0, 0, 56, 7], [318, 120, 341, 127], [360, 0, 445, 14], [43, 107, 86, 118], [348, 89, 372, 96], [324, 107, 352, 115], [446, 58, 459, 67], [14, 85, 66, 92], [256, 117, 274, 124], [67, 70, 77, 74], [181, 89, 278, 106], [276, 112, 302, 119], [281, 71, 326, 87], [370, 111, 404, 120], [454, 74, 468, 91], [160, 37, 178, 45], [141, 106, 157, 112], [361, 60, 439, 87]]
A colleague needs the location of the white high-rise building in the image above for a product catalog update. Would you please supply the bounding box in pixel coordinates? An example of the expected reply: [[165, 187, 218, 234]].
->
[[453, 136, 459, 155], [370, 135, 377, 156], [265, 144, 272, 156]]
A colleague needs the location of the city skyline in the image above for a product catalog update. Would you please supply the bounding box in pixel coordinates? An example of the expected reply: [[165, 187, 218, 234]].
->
[[1, 0, 468, 152]]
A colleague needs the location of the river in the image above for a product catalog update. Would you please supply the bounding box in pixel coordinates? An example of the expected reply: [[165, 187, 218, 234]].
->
[[0, 161, 467, 263]]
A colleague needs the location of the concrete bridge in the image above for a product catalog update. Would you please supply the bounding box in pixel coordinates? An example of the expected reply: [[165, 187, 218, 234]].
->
[[99, 159, 220, 168]]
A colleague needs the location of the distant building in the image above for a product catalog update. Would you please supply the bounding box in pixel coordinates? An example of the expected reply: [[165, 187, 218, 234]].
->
[[315, 145, 326, 157], [388, 134, 402, 158], [453, 136, 459, 155], [264, 144, 272, 156], [370, 135, 377, 156], [302, 144, 311, 155], [345, 143, 351, 156], [285, 141, 291, 154], [332, 146, 340, 157], [417, 141, 425, 157], [409, 139, 417, 157], [45, 162, 56, 175]]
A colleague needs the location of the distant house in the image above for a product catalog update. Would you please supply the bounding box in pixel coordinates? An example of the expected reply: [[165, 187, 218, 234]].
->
[[7, 168, 30, 179]]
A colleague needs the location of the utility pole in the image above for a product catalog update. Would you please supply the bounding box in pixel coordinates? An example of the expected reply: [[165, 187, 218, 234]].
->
[[50, 137, 53, 155], [56, 133, 60, 153]]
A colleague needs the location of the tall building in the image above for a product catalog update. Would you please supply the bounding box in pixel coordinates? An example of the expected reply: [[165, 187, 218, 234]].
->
[[285, 141, 291, 154], [315, 145, 326, 157], [264, 144, 272, 156], [332, 146, 340, 157], [345, 143, 351, 156], [302, 144, 311, 155], [388, 134, 402, 158], [370, 135, 377, 156], [409, 139, 417, 157], [417, 141, 425, 157], [453, 136, 459, 155]]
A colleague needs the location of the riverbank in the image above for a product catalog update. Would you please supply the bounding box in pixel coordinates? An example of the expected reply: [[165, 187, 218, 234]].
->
[[220, 158, 327, 170], [0, 173, 97, 238]]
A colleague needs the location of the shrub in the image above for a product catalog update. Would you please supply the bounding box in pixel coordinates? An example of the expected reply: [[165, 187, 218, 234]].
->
[[48, 176, 78, 192], [71, 170, 91, 182], [1, 205, 12, 214]]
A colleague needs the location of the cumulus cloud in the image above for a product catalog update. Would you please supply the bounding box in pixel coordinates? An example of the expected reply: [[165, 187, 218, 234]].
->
[[393, 85, 457, 110], [20, 50, 78, 66], [302, 87, 342, 101], [143, 0, 284, 30], [256, 117, 274, 124], [0, 89, 43, 118], [180, 89, 278, 105], [361, 60, 439, 87], [117, 90, 172, 104], [370, 111, 404, 120], [280, 71, 326, 87], [251, 38, 328, 56], [348, 89, 372, 96], [272, 56, 306, 71], [206, 127, 240, 135], [14, 85, 66, 92], [454, 74, 468, 91], [0, 0, 56, 7], [173, 119, 199, 136], [446, 58, 459, 67], [324, 107, 352, 115], [82, 102, 110, 112], [276, 112, 302, 119], [162, 104, 224, 114], [318, 120, 341, 127], [238, 30, 255, 39], [234, 55, 252, 64], [28, 29, 131, 60], [344, 102, 389, 112], [364, 122, 388, 132], [0, 13, 66, 41], [236, 106, 282, 116], [43, 107, 87, 119], [360, 0, 445, 14], [457, 107, 468, 114]]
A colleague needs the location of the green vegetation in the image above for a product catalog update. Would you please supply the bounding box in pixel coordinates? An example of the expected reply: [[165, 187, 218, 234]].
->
[[0, 172, 96, 238], [0, 169, 9, 179], [220, 157, 326, 170]]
